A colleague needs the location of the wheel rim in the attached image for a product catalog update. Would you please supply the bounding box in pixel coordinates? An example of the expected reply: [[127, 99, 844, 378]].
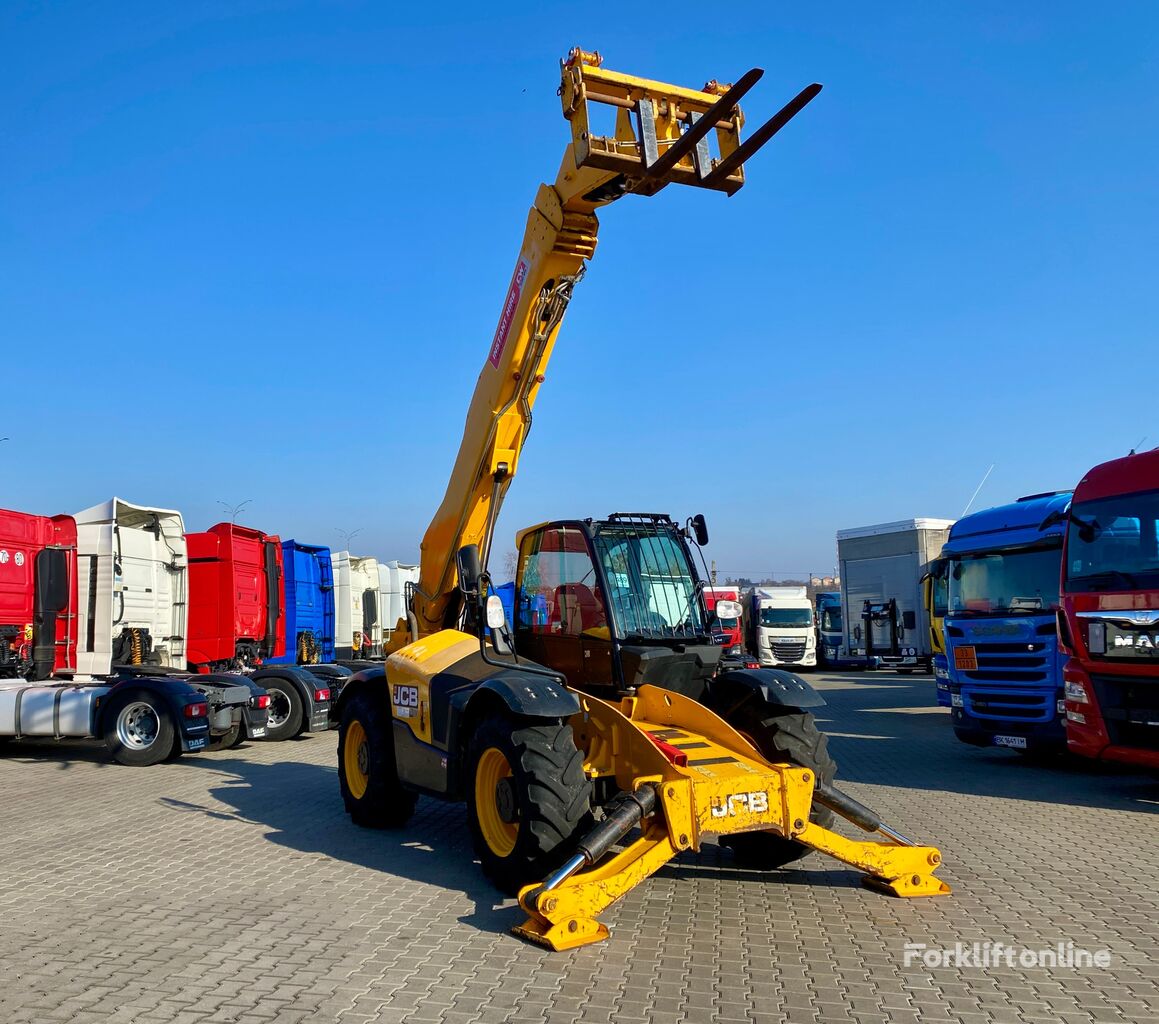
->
[[116, 701, 160, 750], [475, 747, 518, 857], [344, 720, 369, 799], [267, 689, 292, 729]]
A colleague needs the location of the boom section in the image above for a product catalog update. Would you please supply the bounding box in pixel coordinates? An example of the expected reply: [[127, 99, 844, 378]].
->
[[403, 48, 822, 643]]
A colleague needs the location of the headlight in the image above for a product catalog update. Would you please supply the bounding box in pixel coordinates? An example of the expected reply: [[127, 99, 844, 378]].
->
[[935, 665, 949, 680], [729, 645, 743, 655], [950, 693, 964, 707], [1056, 699, 1066, 715], [1064, 679, 1088, 704], [1067, 710, 1087, 724]]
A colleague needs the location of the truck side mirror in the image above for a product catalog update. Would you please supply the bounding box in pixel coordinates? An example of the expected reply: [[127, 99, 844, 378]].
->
[[457, 544, 483, 597], [903, 610, 916, 631]]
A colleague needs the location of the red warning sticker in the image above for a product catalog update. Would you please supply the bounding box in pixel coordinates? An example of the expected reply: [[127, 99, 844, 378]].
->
[[489, 257, 530, 368]]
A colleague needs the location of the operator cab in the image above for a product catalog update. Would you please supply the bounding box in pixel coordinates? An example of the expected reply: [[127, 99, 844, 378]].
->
[[510, 513, 722, 698]]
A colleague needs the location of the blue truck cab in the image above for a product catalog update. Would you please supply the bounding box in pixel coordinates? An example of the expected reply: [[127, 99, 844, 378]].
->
[[815, 591, 843, 667], [942, 491, 1072, 752], [266, 541, 336, 665]]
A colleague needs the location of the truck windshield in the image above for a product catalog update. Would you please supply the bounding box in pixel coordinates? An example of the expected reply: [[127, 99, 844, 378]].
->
[[759, 607, 813, 628], [1065, 489, 1159, 593], [594, 525, 705, 639], [820, 607, 843, 633], [948, 546, 1061, 616]]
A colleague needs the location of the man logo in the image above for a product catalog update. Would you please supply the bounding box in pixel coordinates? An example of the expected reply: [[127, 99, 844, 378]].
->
[[710, 791, 770, 818]]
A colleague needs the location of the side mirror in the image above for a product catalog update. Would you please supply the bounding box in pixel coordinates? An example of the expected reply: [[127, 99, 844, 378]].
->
[[457, 544, 482, 596], [485, 594, 507, 630], [854, 625, 862, 642], [715, 599, 742, 620], [1038, 508, 1068, 531], [692, 514, 709, 547], [903, 610, 917, 631]]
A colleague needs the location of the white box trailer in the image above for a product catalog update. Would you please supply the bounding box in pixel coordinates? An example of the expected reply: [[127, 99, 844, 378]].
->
[[72, 497, 189, 676], [837, 518, 954, 671], [378, 560, 419, 646], [332, 551, 381, 660]]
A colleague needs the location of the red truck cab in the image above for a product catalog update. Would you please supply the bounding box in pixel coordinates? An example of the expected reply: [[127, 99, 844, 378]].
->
[[0, 509, 77, 679], [703, 586, 743, 649], [1060, 448, 1159, 769], [187, 523, 286, 671]]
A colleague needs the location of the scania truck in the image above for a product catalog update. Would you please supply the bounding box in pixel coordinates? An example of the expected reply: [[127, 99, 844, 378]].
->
[[1059, 449, 1159, 769], [942, 492, 1071, 752], [744, 586, 816, 668], [815, 591, 843, 667]]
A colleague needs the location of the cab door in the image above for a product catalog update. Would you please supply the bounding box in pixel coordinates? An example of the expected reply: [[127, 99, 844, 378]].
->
[[513, 524, 615, 689]]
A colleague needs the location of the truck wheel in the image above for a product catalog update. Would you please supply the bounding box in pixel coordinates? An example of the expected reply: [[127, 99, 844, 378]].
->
[[263, 679, 303, 741], [207, 721, 242, 752], [717, 703, 837, 869], [103, 690, 176, 767], [338, 690, 416, 829], [466, 714, 593, 896]]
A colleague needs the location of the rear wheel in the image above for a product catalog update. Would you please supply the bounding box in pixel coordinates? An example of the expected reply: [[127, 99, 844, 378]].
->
[[466, 714, 592, 896], [338, 690, 416, 828], [207, 720, 242, 752], [716, 701, 837, 869], [263, 679, 304, 741], [103, 690, 176, 767]]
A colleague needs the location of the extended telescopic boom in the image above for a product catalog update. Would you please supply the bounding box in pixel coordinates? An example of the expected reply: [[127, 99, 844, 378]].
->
[[397, 48, 821, 644]]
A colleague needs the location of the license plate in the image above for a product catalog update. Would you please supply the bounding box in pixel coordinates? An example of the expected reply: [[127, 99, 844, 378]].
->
[[994, 734, 1027, 750], [954, 645, 978, 671], [187, 737, 207, 752]]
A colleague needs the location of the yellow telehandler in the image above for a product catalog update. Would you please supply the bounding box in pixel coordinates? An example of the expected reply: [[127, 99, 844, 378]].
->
[[335, 48, 950, 951]]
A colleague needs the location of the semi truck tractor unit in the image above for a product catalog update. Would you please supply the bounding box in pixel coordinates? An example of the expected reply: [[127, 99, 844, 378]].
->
[[703, 585, 743, 650], [0, 504, 252, 764], [745, 587, 816, 668], [187, 523, 286, 671], [331, 551, 381, 661], [838, 519, 954, 671], [266, 540, 336, 666], [922, 559, 951, 703], [815, 591, 843, 667], [1060, 449, 1159, 770], [379, 560, 420, 649], [942, 493, 1071, 752]]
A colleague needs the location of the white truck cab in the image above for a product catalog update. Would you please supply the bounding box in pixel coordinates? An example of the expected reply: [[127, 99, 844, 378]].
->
[[745, 586, 817, 668], [332, 551, 382, 660]]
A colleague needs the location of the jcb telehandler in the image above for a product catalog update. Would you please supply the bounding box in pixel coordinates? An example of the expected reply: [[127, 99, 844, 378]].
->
[[335, 48, 949, 951]]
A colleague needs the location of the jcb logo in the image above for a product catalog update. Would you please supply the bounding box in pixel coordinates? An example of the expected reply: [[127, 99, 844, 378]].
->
[[710, 791, 770, 818], [392, 685, 419, 708]]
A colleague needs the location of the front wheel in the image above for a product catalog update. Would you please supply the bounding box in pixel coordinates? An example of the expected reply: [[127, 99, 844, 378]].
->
[[715, 701, 837, 868], [103, 690, 176, 767], [466, 714, 593, 896], [338, 690, 416, 828]]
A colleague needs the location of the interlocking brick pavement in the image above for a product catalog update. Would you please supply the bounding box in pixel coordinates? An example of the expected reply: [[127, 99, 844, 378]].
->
[[0, 672, 1156, 1023]]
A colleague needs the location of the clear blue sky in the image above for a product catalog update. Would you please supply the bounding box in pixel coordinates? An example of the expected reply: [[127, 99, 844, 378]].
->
[[4, 2, 1156, 580]]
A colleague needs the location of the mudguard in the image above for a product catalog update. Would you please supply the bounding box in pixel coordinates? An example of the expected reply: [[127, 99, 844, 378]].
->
[[710, 667, 826, 710], [102, 674, 212, 749], [251, 665, 329, 733], [464, 670, 580, 721]]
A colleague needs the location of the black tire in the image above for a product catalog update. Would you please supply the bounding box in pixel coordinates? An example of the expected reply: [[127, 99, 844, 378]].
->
[[715, 700, 837, 869], [263, 679, 304, 741], [465, 714, 593, 896], [338, 689, 416, 829], [207, 720, 242, 752], [103, 689, 176, 767]]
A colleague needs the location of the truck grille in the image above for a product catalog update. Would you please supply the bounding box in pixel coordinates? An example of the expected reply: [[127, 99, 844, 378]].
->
[[963, 688, 1054, 722], [959, 641, 1050, 684], [1089, 673, 1159, 751], [771, 641, 806, 663]]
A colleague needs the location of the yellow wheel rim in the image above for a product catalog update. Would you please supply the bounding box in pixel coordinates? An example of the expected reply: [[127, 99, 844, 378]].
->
[[345, 720, 369, 800], [475, 747, 518, 857]]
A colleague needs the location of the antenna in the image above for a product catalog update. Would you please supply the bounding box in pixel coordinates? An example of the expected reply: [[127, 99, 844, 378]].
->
[[1129, 435, 1148, 456], [961, 464, 995, 518]]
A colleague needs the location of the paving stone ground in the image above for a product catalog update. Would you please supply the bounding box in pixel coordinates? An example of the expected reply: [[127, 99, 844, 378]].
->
[[1, 671, 1156, 1024]]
